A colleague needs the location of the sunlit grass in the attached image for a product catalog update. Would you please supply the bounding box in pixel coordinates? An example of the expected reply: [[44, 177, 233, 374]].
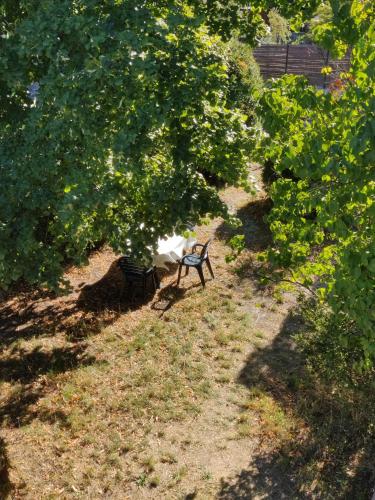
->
[[3, 281, 257, 495], [237, 388, 295, 445]]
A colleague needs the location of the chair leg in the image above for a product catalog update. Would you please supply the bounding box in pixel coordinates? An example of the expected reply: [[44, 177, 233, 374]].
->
[[206, 257, 214, 279], [155, 271, 160, 289], [185, 266, 190, 276], [177, 263, 183, 286], [197, 265, 205, 287]]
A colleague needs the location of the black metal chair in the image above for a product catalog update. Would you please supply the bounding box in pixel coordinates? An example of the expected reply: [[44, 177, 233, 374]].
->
[[177, 239, 214, 288], [118, 257, 160, 300]]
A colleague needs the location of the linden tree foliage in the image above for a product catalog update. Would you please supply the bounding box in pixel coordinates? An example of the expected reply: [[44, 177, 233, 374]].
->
[[0, 0, 258, 289], [257, 1, 375, 367], [1, 0, 371, 294], [0, 0, 329, 290]]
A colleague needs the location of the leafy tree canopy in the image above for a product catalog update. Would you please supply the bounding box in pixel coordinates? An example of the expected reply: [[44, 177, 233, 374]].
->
[[256, 0, 375, 368], [1, 0, 373, 299], [0, 0, 259, 289]]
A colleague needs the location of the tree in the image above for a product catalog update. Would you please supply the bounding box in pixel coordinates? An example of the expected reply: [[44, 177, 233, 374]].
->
[[256, 0, 375, 368], [260, 9, 290, 44], [225, 38, 263, 116], [0, 0, 254, 289]]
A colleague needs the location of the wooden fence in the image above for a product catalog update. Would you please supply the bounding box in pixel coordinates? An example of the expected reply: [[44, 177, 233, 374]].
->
[[253, 44, 351, 87]]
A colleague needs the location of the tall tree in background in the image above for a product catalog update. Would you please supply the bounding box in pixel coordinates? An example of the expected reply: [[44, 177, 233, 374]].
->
[[260, 9, 290, 44]]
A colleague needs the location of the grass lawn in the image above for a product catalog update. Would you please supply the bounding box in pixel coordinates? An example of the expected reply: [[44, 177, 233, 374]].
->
[[1, 168, 374, 499]]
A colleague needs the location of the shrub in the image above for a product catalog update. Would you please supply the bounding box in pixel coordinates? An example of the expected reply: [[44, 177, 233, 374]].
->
[[295, 297, 375, 387], [225, 38, 263, 118]]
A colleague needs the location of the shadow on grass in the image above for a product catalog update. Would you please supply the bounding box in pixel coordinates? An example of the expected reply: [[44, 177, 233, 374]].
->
[[0, 344, 94, 384], [218, 311, 375, 499], [151, 280, 205, 317], [151, 284, 188, 316], [216, 197, 273, 253], [0, 259, 157, 346], [0, 437, 11, 498], [0, 344, 97, 428], [0, 257, 160, 489]]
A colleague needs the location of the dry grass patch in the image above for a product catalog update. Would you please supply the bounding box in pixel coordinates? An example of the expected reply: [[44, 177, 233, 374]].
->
[[237, 388, 295, 446], [2, 280, 259, 496]]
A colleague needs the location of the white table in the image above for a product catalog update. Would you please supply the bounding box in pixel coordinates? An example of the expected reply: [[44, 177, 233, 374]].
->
[[152, 234, 196, 269]]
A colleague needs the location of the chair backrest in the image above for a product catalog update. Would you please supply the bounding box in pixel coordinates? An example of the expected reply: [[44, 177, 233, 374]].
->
[[118, 257, 148, 278], [200, 239, 211, 260]]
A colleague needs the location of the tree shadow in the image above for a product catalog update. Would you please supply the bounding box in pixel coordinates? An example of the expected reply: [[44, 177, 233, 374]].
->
[[216, 197, 273, 253], [75, 260, 158, 338], [0, 258, 162, 458], [0, 437, 12, 499], [0, 258, 158, 346], [151, 280, 203, 317], [0, 343, 94, 384], [218, 458, 297, 499], [218, 310, 375, 499], [0, 344, 96, 428], [0, 257, 161, 491]]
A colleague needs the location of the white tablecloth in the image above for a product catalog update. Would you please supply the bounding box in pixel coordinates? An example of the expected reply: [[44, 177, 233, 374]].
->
[[152, 234, 196, 269]]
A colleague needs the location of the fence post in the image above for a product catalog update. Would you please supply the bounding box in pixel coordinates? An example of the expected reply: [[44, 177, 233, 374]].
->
[[323, 49, 330, 89], [285, 43, 289, 74]]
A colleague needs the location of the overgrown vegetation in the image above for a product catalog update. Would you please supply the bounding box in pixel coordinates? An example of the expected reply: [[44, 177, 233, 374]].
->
[[296, 297, 375, 386], [257, 0, 375, 370], [226, 39, 263, 117]]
